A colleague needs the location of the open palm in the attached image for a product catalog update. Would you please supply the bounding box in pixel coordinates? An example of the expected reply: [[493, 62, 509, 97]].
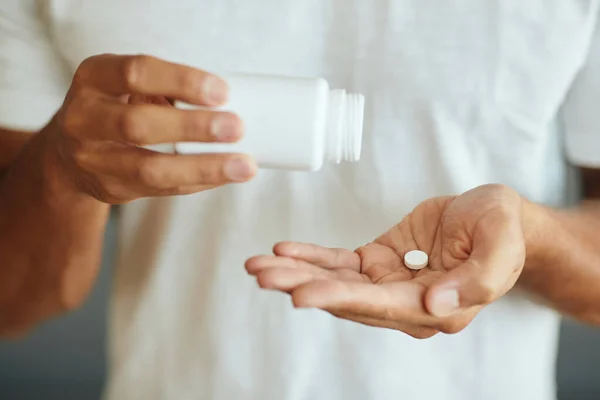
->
[[246, 184, 526, 338]]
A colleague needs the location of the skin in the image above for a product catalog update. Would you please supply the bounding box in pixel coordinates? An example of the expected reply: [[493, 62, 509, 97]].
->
[[1, 53, 599, 339], [0, 54, 257, 337], [246, 180, 600, 338]]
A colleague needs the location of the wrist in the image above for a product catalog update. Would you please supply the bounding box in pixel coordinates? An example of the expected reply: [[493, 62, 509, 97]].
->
[[35, 123, 100, 206], [0, 124, 109, 321], [521, 198, 558, 277], [16, 126, 109, 308], [38, 124, 81, 196], [6, 123, 109, 217]]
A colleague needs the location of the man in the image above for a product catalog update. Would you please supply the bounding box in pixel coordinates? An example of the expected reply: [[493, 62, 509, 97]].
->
[[1, 1, 600, 400]]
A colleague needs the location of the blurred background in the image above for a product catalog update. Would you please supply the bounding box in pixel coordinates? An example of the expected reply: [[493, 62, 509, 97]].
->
[[1, 215, 600, 400]]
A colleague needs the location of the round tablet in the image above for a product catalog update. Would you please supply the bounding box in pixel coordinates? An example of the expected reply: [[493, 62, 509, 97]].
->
[[404, 250, 429, 271]]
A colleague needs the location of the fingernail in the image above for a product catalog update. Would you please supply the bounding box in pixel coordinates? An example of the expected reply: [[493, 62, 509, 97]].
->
[[211, 113, 243, 142], [203, 76, 229, 104], [224, 158, 255, 182], [431, 288, 460, 317]]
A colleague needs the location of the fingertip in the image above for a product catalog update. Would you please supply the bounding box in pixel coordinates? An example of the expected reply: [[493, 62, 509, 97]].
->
[[201, 74, 230, 106], [224, 155, 257, 182], [245, 255, 290, 275], [256, 270, 276, 289], [256, 268, 317, 293], [241, 155, 258, 178], [291, 293, 310, 308], [273, 241, 299, 257], [244, 256, 262, 275], [247, 157, 258, 177], [291, 285, 316, 308], [423, 286, 436, 314], [211, 112, 245, 143], [425, 285, 461, 318], [272, 241, 285, 255]]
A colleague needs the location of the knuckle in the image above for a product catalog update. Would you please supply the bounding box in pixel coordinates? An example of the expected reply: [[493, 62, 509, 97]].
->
[[100, 183, 129, 205], [191, 158, 225, 184], [67, 80, 87, 99], [122, 55, 152, 91], [177, 70, 203, 95], [137, 157, 165, 187], [61, 108, 82, 138], [68, 84, 89, 101], [72, 67, 86, 87], [71, 148, 91, 168], [61, 101, 86, 138], [73, 56, 95, 85], [119, 109, 146, 143], [195, 164, 220, 184], [61, 89, 97, 138], [182, 112, 210, 141]]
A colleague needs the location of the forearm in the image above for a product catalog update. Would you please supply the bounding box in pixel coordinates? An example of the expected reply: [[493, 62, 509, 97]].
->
[[0, 128, 109, 337], [521, 198, 600, 324]]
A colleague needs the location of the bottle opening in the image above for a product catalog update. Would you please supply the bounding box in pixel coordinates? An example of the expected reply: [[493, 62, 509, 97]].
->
[[326, 89, 365, 164]]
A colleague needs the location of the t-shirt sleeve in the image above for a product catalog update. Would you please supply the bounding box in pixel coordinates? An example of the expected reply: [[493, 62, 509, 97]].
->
[[563, 15, 600, 168], [0, 0, 70, 131]]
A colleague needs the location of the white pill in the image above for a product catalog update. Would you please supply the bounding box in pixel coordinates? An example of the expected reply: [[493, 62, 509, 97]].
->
[[404, 250, 429, 271]]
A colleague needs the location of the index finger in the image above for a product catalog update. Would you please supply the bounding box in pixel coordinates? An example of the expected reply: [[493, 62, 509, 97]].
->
[[273, 242, 361, 271], [74, 54, 228, 106]]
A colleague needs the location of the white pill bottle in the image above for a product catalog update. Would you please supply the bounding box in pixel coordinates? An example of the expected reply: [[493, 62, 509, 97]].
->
[[175, 73, 365, 171]]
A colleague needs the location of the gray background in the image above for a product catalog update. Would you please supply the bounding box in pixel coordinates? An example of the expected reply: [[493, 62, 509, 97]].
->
[[1, 215, 599, 400]]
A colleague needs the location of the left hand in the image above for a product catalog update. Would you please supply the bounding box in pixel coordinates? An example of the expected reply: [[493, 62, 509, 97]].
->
[[245, 184, 526, 338]]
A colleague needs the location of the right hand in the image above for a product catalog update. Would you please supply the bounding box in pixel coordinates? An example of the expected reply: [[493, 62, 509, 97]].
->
[[44, 54, 256, 204]]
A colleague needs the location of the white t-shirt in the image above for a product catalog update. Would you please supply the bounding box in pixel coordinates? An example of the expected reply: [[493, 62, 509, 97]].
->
[[2, 1, 600, 399]]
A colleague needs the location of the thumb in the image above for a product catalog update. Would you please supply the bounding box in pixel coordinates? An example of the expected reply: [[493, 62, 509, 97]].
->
[[425, 212, 525, 318]]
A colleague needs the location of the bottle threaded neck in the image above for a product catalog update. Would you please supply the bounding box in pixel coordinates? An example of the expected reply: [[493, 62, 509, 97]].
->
[[325, 89, 365, 164]]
